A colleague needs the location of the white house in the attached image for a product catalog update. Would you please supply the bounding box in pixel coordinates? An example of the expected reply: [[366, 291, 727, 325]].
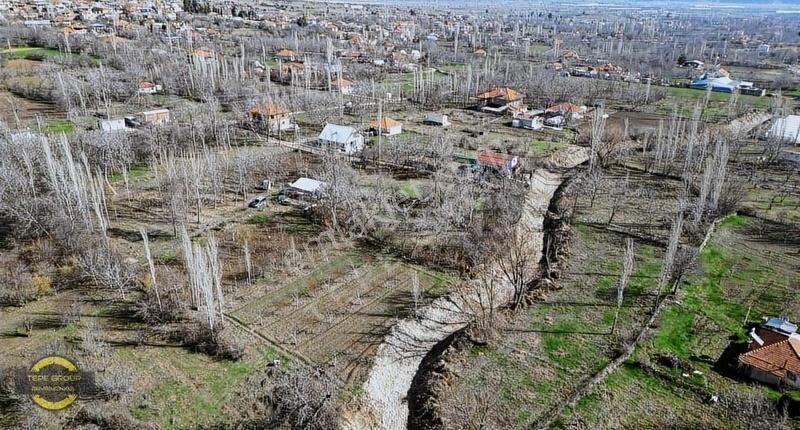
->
[[512, 110, 544, 130], [317, 124, 364, 154], [138, 81, 162, 95]]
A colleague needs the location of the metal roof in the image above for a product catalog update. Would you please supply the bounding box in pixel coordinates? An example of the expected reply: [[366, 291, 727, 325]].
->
[[318, 124, 359, 144], [764, 317, 798, 335], [768, 115, 800, 144], [289, 177, 324, 194]]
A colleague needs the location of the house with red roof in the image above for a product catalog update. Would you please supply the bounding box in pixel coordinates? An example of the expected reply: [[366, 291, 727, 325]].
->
[[477, 87, 525, 115], [738, 317, 800, 388], [477, 150, 518, 176]]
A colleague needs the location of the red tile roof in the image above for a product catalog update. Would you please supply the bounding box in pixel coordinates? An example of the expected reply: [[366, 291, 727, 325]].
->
[[739, 337, 800, 378], [478, 150, 515, 168], [477, 87, 523, 102]]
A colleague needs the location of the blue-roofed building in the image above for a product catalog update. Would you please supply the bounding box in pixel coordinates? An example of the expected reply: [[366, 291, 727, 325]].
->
[[763, 317, 798, 335], [689, 68, 760, 95]]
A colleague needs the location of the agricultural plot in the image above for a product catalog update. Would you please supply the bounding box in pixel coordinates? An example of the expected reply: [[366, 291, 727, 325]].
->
[[229, 251, 451, 383], [638, 86, 771, 123], [555, 215, 800, 429]]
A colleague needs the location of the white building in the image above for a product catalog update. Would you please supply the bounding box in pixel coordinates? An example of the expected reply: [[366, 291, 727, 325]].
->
[[767, 115, 800, 145], [424, 112, 449, 126], [512, 110, 544, 130], [369, 117, 402, 136], [317, 124, 364, 154], [288, 177, 325, 195], [98, 118, 126, 132]]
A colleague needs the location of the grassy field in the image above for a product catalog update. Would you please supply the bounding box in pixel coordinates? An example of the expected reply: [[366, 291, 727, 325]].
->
[[434, 161, 799, 429], [1, 46, 62, 59], [125, 344, 280, 429], [554, 214, 800, 429], [44, 119, 74, 134], [638, 86, 771, 123]]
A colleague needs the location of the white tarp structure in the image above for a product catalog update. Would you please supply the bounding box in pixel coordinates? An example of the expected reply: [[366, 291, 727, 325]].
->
[[768, 115, 800, 144], [288, 177, 325, 194]]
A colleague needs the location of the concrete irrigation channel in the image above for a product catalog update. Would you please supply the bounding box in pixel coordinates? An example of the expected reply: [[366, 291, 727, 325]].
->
[[347, 146, 590, 430]]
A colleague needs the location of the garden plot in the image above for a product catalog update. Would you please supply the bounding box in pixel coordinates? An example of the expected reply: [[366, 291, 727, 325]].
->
[[229, 251, 450, 382]]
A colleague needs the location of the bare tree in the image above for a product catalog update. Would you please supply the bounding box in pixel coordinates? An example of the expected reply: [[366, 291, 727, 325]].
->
[[611, 238, 635, 334]]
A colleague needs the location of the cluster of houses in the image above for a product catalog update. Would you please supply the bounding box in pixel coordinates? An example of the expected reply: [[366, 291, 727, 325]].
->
[[473, 86, 588, 130], [738, 317, 800, 389], [5, 0, 186, 34]]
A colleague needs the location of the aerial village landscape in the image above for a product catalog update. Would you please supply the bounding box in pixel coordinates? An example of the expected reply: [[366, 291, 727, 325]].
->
[[0, 0, 798, 429]]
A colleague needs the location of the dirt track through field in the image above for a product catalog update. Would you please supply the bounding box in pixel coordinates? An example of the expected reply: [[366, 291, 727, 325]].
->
[[350, 146, 590, 430]]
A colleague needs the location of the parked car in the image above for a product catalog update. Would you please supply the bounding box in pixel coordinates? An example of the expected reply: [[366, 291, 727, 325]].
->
[[248, 196, 267, 209]]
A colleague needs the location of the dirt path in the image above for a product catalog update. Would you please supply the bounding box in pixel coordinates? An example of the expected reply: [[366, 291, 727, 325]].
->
[[348, 146, 589, 430]]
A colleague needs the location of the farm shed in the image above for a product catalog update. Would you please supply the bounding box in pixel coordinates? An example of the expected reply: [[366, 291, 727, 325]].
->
[[137, 109, 170, 126], [289, 177, 325, 195], [424, 112, 449, 126], [98, 118, 126, 132], [138, 81, 162, 95], [513, 110, 544, 130]]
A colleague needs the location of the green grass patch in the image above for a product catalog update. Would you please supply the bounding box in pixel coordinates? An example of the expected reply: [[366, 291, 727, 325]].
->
[[530, 139, 564, 154], [2, 46, 62, 59], [44, 120, 74, 134], [246, 212, 272, 226], [123, 347, 269, 429], [720, 214, 748, 227], [399, 182, 419, 199], [109, 165, 149, 183]]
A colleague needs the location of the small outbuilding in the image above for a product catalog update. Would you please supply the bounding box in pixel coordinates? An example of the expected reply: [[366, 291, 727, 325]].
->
[[424, 112, 450, 126], [98, 118, 126, 132], [288, 177, 325, 195], [137, 109, 170, 126], [138, 81, 162, 95], [512, 110, 544, 130], [369, 117, 402, 136]]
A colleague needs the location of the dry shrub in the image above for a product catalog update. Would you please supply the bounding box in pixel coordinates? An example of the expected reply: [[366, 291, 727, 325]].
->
[[31, 273, 53, 296], [238, 367, 340, 430], [179, 322, 245, 361], [0, 267, 34, 305]]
